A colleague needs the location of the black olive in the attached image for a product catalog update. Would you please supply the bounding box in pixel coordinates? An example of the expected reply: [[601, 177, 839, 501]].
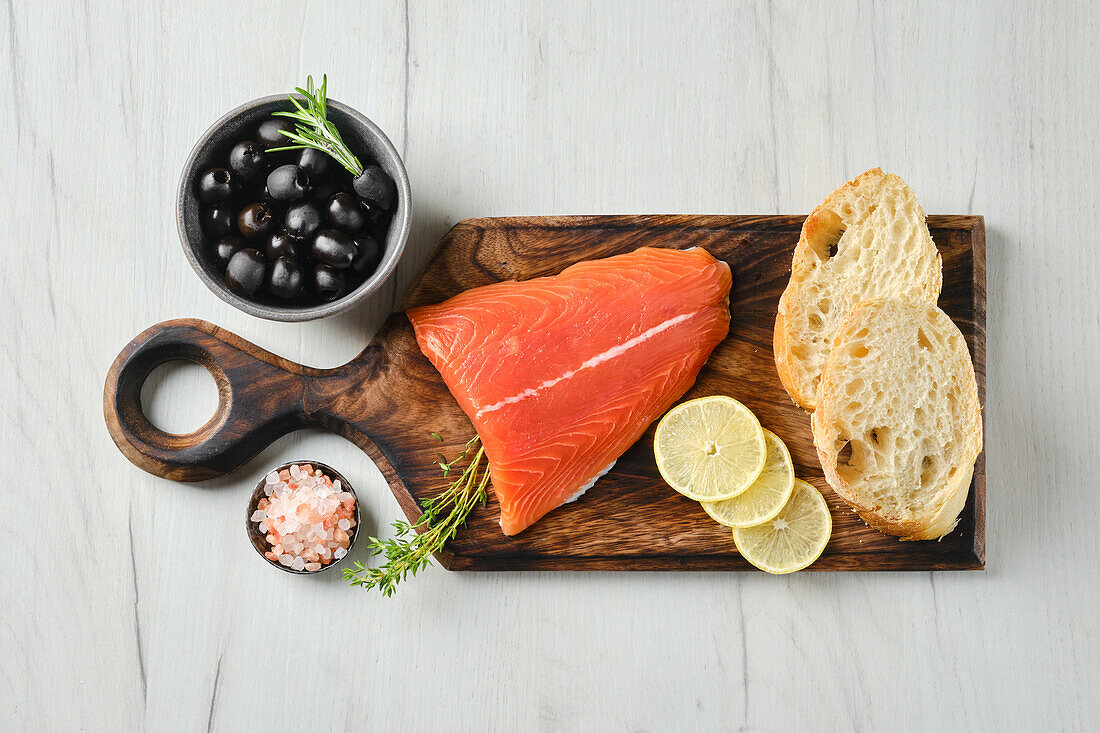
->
[[238, 202, 275, 238], [197, 167, 234, 204], [225, 248, 267, 297], [326, 192, 366, 233], [202, 206, 236, 237], [311, 228, 357, 268], [350, 235, 382, 276], [266, 256, 304, 299], [256, 118, 296, 148], [285, 201, 322, 239], [313, 264, 347, 301], [211, 236, 245, 270], [364, 204, 388, 227], [228, 141, 267, 181], [266, 164, 310, 202], [352, 165, 396, 210], [298, 148, 333, 179], [266, 230, 302, 261]]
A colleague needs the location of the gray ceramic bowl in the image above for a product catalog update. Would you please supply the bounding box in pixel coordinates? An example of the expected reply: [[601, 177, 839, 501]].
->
[[247, 460, 360, 575], [177, 95, 411, 321]]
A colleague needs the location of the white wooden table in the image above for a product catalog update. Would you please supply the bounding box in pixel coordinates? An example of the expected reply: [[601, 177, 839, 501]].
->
[[3, 1, 1097, 730]]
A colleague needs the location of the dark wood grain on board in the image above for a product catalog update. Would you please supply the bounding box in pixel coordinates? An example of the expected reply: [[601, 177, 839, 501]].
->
[[104, 215, 986, 571]]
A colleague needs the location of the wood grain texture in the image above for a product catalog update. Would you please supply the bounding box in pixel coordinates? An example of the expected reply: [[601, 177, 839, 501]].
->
[[104, 215, 986, 571], [5, 2, 1099, 731]]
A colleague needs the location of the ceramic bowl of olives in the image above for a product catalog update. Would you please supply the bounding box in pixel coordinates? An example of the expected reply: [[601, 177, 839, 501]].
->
[[177, 90, 411, 321]]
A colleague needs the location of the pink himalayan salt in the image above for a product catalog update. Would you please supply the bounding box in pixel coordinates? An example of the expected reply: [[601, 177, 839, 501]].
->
[[253, 464, 355, 572]]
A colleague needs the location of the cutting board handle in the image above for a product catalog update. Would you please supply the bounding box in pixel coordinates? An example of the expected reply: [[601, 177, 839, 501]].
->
[[103, 318, 338, 481]]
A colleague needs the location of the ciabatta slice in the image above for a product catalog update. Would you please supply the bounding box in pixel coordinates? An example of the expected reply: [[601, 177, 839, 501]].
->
[[811, 298, 982, 540], [774, 168, 942, 411]]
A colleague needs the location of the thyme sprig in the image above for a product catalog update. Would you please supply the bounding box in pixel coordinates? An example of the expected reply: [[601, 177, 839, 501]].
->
[[268, 74, 364, 176], [344, 435, 490, 596]]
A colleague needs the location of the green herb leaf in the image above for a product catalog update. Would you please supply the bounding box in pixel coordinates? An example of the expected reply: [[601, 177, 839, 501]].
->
[[344, 435, 490, 596], [268, 74, 363, 176]]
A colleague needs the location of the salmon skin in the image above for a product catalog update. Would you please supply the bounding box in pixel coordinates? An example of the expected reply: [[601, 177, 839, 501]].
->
[[407, 246, 732, 535]]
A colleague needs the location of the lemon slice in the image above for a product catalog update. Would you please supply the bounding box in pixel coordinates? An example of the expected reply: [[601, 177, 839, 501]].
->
[[733, 479, 831, 574], [701, 429, 794, 527], [654, 396, 766, 501]]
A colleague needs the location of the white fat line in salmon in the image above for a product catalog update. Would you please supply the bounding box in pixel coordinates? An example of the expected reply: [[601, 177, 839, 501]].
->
[[563, 461, 617, 503], [474, 312, 696, 418], [497, 461, 618, 531]]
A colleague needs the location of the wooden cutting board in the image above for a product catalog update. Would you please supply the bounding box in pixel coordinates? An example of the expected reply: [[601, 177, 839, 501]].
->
[[104, 215, 986, 571]]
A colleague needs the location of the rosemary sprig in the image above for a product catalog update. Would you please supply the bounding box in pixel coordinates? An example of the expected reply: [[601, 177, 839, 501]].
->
[[344, 435, 490, 596], [268, 74, 364, 176]]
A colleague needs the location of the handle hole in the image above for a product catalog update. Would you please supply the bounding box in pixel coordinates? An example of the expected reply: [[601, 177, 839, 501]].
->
[[140, 360, 219, 435]]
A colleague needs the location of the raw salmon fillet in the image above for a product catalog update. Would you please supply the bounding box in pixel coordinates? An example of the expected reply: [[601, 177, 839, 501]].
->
[[407, 246, 732, 535]]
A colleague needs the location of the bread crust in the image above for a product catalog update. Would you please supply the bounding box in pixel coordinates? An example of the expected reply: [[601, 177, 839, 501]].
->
[[773, 168, 942, 412], [811, 298, 982, 541], [773, 309, 815, 410], [816, 448, 974, 540]]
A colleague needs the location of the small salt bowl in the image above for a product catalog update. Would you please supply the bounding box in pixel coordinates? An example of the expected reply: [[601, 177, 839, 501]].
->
[[247, 461, 360, 575]]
